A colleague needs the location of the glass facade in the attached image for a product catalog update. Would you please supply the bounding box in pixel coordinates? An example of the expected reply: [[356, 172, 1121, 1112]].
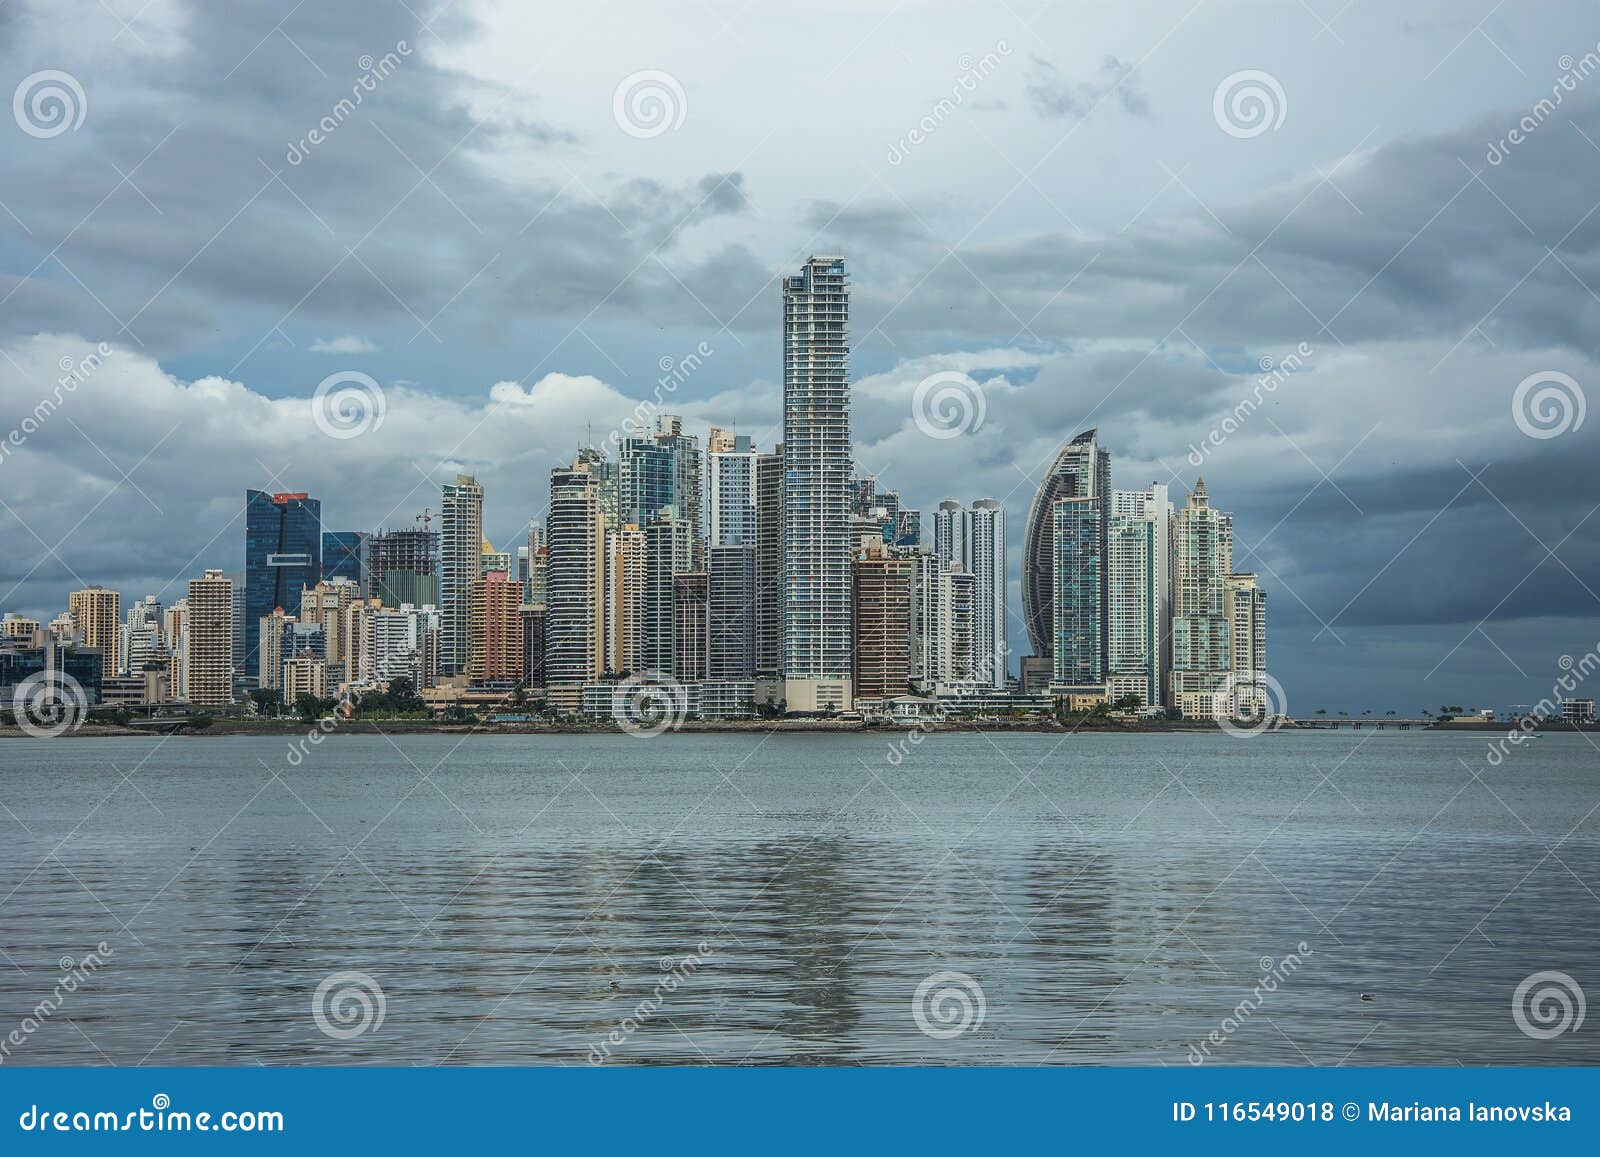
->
[[244, 489, 321, 678], [1023, 429, 1109, 663], [322, 530, 365, 587], [1051, 497, 1104, 687]]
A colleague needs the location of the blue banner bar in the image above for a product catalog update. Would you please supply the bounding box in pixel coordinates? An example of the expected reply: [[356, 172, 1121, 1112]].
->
[[2, 1067, 1594, 1152]]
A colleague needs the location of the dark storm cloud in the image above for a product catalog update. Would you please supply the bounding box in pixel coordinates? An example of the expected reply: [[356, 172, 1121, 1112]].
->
[[0, 1, 765, 355], [802, 201, 931, 245], [848, 94, 1600, 359]]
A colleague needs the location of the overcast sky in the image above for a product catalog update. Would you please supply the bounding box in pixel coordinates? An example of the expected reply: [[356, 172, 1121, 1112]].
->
[[3, 0, 1600, 713]]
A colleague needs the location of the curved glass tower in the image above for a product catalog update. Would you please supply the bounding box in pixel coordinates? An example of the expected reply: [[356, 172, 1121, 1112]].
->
[[1021, 429, 1109, 663]]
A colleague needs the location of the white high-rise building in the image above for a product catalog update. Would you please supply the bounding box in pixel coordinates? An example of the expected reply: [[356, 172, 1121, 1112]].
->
[[1108, 484, 1173, 710], [930, 499, 1006, 688], [964, 499, 1005, 689], [708, 434, 759, 547], [908, 551, 976, 693], [1225, 573, 1268, 715], [439, 474, 484, 676], [933, 500, 964, 568], [781, 256, 853, 712], [122, 595, 164, 677], [358, 603, 427, 685]]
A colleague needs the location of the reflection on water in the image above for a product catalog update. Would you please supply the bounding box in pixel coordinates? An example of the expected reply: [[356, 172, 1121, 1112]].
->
[[0, 731, 1596, 1065]]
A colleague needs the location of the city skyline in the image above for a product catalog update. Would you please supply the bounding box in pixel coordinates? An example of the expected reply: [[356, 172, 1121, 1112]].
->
[[3, 251, 1275, 720], [4, 3, 1600, 713]]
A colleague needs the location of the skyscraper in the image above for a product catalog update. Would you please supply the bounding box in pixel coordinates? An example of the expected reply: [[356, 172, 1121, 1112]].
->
[[852, 537, 911, 701], [606, 523, 647, 676], [468, 569, 523, 684], [933, 500, 964, 568], [708, 433, 758, 547], [707, 543, 756, 681], [964, 499, 1006, 689], [1022, 430, 1109, 665], [672, 572, 709, 684], [258, 606, 293, 691], [122, 595, 164, 678], [68, 586, 120, 678], [186, 569, 234, 707], [781, 256, 853, 712], [1108, 484, 1173, 710], [1225, 572, 1268, 715], [300, 579, 361, 682], [439, 474, 484, 676], [909, 551, 974, 693], [643, 513, 693, 675], [1171, 478, 1234, 716], [322, 530, 366, 587], [754, 446, 784, 684], [930, 498, 1005, 688], [244, 489, 321, 679], [1051, 497, 1104, 689], [546, 457, 605, 707], [368, 524, 439, 608], [619, 416, 701, 535]]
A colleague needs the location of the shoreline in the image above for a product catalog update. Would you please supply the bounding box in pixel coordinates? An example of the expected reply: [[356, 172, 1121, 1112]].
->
[[3, 719, 1596, 739]]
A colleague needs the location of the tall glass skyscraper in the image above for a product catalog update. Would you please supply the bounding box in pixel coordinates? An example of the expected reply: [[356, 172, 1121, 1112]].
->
[[1023, 429, 1109, 664], [321, 530, 366, 587], [244, 489, 321, 679], [618, 416, 701, 534], [781, 256, 853, 712], [1051, 497, 1104, 688]]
